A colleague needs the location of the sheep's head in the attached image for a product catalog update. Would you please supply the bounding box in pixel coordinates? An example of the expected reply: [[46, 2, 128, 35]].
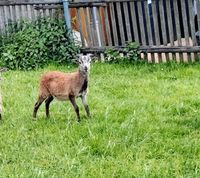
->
[[77, 54, 93, 74]]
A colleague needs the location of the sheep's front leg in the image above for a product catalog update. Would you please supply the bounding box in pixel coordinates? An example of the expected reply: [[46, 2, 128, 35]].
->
[[69, 95, 80, 122], [81, 94, 91, 118]]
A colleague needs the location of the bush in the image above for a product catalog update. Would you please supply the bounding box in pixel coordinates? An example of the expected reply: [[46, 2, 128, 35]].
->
[[124, 42, 140, 63], [104, 48, 122, 63], [104, 42, 141, 64], [0, 18, 80, 70]]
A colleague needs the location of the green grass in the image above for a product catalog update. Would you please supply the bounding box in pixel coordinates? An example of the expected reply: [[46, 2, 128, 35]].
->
[[0, 62, 200, 177]]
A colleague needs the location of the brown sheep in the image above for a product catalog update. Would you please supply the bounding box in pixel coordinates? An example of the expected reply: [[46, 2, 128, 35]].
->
[[33, 54, 92, 122]]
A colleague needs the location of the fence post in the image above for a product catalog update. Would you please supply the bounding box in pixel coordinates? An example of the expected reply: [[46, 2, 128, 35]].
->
[[62, 0, 71, 30]]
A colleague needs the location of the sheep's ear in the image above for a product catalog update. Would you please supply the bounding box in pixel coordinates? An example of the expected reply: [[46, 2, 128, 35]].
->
[[87, 54, 93, 62], [76, 54, 83, 64]]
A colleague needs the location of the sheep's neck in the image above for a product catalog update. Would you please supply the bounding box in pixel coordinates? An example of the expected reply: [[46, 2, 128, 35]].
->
[[78, 70, 89, 94], [79, 69, 89, 79]]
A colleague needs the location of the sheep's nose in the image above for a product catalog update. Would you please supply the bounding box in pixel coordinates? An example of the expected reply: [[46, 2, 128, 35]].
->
[[84, 67, 88, 71]]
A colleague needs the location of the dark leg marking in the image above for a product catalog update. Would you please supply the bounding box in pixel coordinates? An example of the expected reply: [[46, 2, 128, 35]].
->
[[69, 95, 80, 122], [33, 96, 46, 118], [45, 96, 54, 118]]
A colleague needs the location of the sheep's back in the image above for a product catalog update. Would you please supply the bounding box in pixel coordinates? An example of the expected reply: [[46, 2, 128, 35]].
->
[[40, 71, 75, 100]]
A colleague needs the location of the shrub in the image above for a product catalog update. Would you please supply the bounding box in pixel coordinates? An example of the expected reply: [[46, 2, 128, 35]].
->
[[0, 18, 80, 70], [124, 42, 140, 63], [104, 48, 122, 63], [104, 42, 141, 64]]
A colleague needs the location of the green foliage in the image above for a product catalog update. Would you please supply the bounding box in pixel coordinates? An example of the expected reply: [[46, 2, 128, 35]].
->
[[104, 48, 121, 63], [124, 41, 140, 63], [0, 18, 80, 70], [104, 42, 141, 64]]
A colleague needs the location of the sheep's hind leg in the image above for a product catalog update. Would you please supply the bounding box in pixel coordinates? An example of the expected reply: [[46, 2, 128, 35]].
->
[[69, 95, 80, 122], [45, 96, 54, 118], [33, 96, 46, 118], [81, 95, 91, 117]]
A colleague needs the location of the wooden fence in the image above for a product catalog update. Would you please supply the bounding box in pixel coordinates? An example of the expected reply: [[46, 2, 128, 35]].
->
[[1, 0, 200, 62]]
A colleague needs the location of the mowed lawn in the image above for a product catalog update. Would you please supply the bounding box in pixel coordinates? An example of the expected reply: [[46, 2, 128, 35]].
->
[[0, 62, 200, 177]]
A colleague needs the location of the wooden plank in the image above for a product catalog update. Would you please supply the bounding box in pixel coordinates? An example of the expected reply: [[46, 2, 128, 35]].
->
[[97, 6, 105, 46], [3, 5, 10, 34], [0, 7, 5, 33], [81, 46, 200, 54], [33, 4, 39, 20], [84, 7, 93, 47], [44, 4, 50, 17], [144, 1, 153, 62], [137, 1, 146, 45], [158, 0, 169, 62], [39, 4, 44, 18], [116, 2, 125, 45], [197, 0, 200, 34], [188, 0, 197, 46], [104, 5, 112, 46], [14, 5, 19, 30], [181, 0, 189, 46], [152, 0, 160, 45], [0, 1, 107, 7], [48, 5, 53, 19], [77, 7, 85, 47], [88, 7, 97, 46], [21, 5, 27, 20], [123, 2, 132, 41], [109, 2, 118, 45], [50, 4, 56, 19], [58, 6, 63, 19], [166, 0, 176, 61], [181, 0, 191, 62], [0, 0, 62, 6], [144, 1, 152, 45], [158, 0, 167, 45], [9, 5, 15, 33], [173, 0, 183, 62], [188, 0, 196, 62], [166, 0, 174, 46], [173, 0, 182, 46], [130, 1, 139, 42], [27, 5, 32, 20], [0, 0, 161, 6], [152, 0, 161, 62]]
